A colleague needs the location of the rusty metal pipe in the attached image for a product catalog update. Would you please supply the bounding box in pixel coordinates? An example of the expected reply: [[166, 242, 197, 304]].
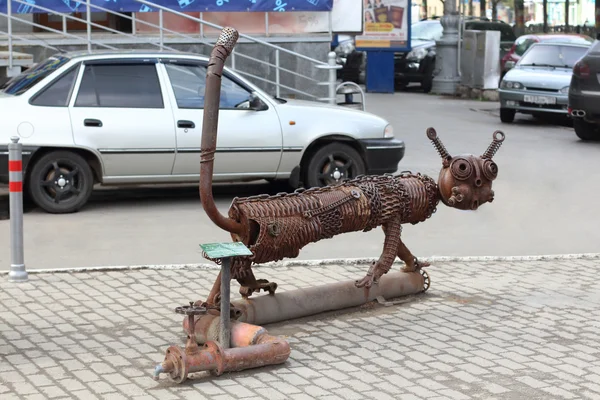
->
[[199, 27, 244, 236], [184, 313, 278, 346], [154, 336, 290, 383], [230, 270, 426, 326]]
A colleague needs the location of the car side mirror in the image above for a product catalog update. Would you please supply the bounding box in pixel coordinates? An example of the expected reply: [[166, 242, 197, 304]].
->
[[249, 92, 268, 111], [505, 60, 515, 69]]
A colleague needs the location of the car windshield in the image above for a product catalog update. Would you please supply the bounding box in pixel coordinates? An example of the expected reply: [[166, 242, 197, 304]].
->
[[411, 21, 443, 41], [0, 55, 70, 95], [518, 44, 589, 68]]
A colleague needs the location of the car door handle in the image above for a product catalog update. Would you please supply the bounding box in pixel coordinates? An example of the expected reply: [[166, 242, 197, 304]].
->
[[177, 120, 195, 129], [84, 119, 103, 127]]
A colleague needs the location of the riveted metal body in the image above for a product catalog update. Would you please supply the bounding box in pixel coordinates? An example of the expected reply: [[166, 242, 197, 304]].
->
[[197, 27, 507, 307]]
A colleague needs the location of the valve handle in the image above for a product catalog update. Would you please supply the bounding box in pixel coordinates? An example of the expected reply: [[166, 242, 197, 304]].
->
[[175, 301, 208, 316]]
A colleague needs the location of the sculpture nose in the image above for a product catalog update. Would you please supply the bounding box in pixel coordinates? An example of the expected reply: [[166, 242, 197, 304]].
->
[[471, 200, 479, 210]]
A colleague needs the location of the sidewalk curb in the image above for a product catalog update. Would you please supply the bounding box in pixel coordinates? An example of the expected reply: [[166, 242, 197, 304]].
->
[[1, 253, 598, 275]]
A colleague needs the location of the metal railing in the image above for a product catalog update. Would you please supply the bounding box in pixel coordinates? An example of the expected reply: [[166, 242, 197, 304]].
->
[[0, 0, 339, 103]]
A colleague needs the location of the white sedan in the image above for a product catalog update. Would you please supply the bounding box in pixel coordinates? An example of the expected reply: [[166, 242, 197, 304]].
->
[[0, 50, 404, 213]]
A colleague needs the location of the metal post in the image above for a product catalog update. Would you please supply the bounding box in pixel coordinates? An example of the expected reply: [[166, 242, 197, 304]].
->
[[200, 12, 204, 38], [132, 12, 136, 35], [231, 51, 236, 70], [219, 257, 231, 349], [327, 51, 336, 105], [62, 16, 67, 33], [86, 0, 91, 52], [265, 13, 269, 37], [275, 49, 280, 98], [431, 0, 461, 95], [159, 9, 164, 49], [8, 137, 27, 283], [7, 0, 12, 69]]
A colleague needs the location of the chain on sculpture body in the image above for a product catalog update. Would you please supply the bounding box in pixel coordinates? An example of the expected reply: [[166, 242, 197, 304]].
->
[[197, 27, 506, 307]]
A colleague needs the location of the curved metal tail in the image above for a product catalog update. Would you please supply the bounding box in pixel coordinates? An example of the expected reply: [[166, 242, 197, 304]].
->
[[199, 27, 244, 236]]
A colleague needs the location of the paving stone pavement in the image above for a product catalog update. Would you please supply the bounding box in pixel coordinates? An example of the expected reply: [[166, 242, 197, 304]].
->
[[1, 258, 599, 400]]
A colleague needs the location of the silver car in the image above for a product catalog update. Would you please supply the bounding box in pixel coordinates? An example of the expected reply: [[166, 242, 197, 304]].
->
[[498, 41, 592, 123], [0, 50, 403, 214]]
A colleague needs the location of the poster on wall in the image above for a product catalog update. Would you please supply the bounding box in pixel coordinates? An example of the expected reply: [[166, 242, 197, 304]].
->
[[355, 0, 411, 51]]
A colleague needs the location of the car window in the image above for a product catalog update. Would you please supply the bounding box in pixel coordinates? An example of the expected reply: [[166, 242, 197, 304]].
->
[[515, 38, 537, 56], [1, 55, 71, 96], [221, 75, 252, 109], [589, 40, 600, 54], [519, 44, 590, 68], [75, 63, 164, 108], [411, 21, 443, 41], [30, 64, 80, 107], [164, 62, 251, 109], [164, 63, 206, 109]]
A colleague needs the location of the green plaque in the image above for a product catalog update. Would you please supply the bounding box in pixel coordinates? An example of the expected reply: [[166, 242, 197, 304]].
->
[[200, 242, 252, 259]]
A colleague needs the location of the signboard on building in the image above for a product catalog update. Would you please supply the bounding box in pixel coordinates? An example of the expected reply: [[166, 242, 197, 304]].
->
[[355, 0, 411, 51], [0, 0, 334, 14]]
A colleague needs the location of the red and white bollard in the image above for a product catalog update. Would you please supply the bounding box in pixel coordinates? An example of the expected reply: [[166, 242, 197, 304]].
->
[[8, 136, 27, 282]]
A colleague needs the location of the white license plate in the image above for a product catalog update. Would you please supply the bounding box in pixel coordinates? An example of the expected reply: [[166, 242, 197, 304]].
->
[[524, 95, 556, 105]]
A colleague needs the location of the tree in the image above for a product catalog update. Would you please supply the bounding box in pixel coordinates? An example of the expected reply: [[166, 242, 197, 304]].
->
[[490, 0, 501, 20]]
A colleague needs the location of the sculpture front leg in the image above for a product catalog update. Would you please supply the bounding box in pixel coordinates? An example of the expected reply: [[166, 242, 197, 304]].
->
[[397, 240, 430, 272], [355, 216, 402, 288]]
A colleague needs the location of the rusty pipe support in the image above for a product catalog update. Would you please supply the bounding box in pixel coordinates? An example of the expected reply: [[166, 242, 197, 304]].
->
[[230, 270, 426, 326], [183, 313, 281, 346], [155, 319, 290, 383], [199, 26, 244, 236]]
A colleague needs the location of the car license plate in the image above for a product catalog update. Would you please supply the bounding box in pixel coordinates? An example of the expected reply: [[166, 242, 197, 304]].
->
[[523, 95, 556, 105]]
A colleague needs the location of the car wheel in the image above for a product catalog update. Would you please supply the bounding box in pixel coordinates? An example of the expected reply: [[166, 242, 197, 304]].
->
[[573, 119, 600, 141], [27, 151, 94, 214], [305, 143, 366, 188], [500, 108, 516, 123]]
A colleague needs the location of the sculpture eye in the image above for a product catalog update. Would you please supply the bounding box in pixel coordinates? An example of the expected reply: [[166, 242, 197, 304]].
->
[[483, 160, 498, 180], [450, 158, 472, 180]]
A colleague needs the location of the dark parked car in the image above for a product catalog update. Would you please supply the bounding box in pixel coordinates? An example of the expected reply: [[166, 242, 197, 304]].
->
[[395, 17, 516, 92], [568, 38, 600, 141]]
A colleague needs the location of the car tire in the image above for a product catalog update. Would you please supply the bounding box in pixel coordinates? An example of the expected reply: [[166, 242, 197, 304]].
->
[[573, 119, 600, 141], [27, 151, 94, 214], [500, 108, 516, 123], [304, 143, 366, 188]]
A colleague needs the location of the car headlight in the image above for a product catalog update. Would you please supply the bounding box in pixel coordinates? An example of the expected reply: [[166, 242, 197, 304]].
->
[[500, 80, 524, 89], [560, 86, 569, 94], [384, 124, 394, 138], [406, 47, 428, 61]]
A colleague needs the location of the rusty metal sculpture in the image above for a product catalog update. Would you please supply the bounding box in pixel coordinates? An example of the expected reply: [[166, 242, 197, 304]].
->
[[197, 27, 506, 310]]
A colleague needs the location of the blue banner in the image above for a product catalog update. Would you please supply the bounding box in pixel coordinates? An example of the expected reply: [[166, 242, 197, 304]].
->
[[0, 0, 333, 14]]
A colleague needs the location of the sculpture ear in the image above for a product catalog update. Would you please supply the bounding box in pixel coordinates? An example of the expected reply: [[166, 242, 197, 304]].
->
[[482, 130, 506, 159], [426, 127, 452, 164]]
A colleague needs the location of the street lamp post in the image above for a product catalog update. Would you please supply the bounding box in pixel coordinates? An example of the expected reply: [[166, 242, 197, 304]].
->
[[431, 0, 461, 95]]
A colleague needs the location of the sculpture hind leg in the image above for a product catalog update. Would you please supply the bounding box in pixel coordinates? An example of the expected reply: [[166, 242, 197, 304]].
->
[[355, 215, 402, 288], [200, 258, 277, 312]]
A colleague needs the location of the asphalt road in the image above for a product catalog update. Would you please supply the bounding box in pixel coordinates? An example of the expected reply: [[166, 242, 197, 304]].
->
[[1, 91, 599, 270]]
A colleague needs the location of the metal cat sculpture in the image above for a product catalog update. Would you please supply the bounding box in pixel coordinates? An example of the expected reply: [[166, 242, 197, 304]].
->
[[199, 27, 506, 307]]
